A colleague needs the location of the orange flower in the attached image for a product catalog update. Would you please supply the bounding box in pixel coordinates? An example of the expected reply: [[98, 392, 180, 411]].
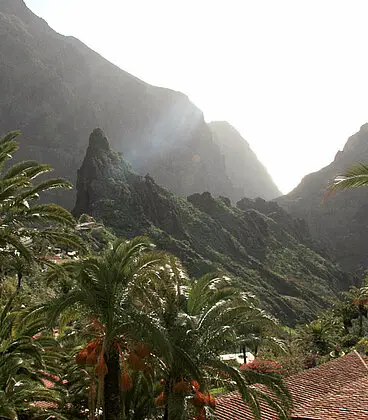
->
[[120, 370, 133, 391], [91, 318, 105, 332], [192, 391, 207, 407], [127, 351, 146, 371], [86, 349, 98, 365], [191, 380, 200, 391], [208, 394, 216, 409], [155, 392, 165, 406], [134, 342, 150, 358], [84, 339, 100, 354], [95, 347, 108, 377], [76, 350, 88, 365], [173, 379, 190, 394]]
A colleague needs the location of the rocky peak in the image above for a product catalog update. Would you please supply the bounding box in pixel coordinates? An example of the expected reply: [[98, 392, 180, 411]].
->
[[277, 122, 368, 272], [1, 0, 26, 11], [87, 128, 110, 154], [238, 197, 311, 245]]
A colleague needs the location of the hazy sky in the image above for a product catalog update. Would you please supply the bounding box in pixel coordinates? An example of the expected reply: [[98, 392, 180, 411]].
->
[[24, 0, 368, 193]]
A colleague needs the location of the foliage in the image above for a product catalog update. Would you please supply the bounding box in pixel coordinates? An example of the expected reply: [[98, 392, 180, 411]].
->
[[240, 360, 284, 375], [0, 131, 85, 290], [0, 132, 292, 419], [73, 130, 350, 326], [330, 163, 368, 191]]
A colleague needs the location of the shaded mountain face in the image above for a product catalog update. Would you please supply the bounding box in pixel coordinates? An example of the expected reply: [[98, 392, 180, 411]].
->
[[0, 0, 280, 208], [277, 123, 368, 273], [73, 129, 350, 325], [209, 121, 281, 200]]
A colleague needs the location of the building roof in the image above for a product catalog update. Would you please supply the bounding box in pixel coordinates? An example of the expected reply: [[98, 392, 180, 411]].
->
[[215, 352, 368, 420]]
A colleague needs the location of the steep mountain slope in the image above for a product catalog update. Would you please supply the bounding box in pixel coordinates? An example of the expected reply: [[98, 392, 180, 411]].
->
[[73, 128, 350, 325], [277, 123, 368, 273], [209, 121, 281, 200], [0, 0, 279, 207]]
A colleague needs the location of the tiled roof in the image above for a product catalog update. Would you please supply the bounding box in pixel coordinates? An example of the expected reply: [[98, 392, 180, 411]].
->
[[215, 353, 368, 420]]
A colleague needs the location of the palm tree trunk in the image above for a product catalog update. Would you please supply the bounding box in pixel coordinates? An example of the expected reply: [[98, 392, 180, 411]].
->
[[17, 271, 22, 290], [359, 311, 364, 337], [242, 345, 247, 364], [104, 348, 122, 420]]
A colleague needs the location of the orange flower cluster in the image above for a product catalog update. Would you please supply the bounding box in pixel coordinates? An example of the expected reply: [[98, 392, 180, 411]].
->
[[191, 391, 216, 409], [76, 338, 103, 367], [120, 370, 133, 392], [156, 379, 215, 418], [240, 359, 283, 375], [127, 342, 150, 371], [155, 392, 165, 406], [117, 342, 151, 392]]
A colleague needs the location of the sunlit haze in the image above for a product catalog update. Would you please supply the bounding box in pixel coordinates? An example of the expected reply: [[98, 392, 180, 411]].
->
[[24, 0, 368, 194]]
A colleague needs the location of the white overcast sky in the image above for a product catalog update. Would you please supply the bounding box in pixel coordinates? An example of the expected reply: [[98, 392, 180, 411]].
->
[[24, 0, 368, 194]]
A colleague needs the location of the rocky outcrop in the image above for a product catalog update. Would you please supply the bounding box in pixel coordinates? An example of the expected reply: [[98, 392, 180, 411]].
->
[[277, 123, 368, 274], [73, 129, 352, 326], [0, 1, 280, 208], [237, 197, 311, 246], [209, 122, 281, 200]]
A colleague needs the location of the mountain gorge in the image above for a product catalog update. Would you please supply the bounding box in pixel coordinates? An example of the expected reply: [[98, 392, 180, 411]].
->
[[209, 121, 281, 200], [73, 128, 349, 325], [1, 0, 363, 326], [0, 0, 279, 208], [277, 123, 368, 274]]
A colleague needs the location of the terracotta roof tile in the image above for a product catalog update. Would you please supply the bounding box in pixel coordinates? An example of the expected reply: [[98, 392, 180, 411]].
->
[[215, 353, 368, 420]]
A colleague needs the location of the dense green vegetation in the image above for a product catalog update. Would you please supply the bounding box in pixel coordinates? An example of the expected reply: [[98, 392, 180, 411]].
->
[[3, 128, 368, 419], [73, 129, 350, 326], [0, 131, 293, 419]]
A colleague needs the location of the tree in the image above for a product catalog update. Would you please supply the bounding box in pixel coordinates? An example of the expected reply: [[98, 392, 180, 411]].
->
[[0, 131, 85, 288], [0, 296, 63, 419], [148, 264, 291, 420], [329, 163, 368, 192], [45, 237, 169, 420]]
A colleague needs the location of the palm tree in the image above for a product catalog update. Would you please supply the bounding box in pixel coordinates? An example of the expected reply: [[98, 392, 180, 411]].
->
[[328, 163, 368, 192], [351, 286, 368, 337], [44, 237, 169, 420], [148, 264, 291, 420], [0, 296, 63, 419], [0, 131, 85, 286], [236, 305, 283, 363]]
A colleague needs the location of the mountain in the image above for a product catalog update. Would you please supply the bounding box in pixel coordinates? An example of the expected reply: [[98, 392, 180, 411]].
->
[[73, 128, 350, 325], [0, 0, 279, 207], [277, 123, 368, 273], [209, 121, 281, 200]]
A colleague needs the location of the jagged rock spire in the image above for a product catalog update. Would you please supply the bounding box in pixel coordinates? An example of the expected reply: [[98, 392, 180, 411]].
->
[[88, 128, 110, 152]]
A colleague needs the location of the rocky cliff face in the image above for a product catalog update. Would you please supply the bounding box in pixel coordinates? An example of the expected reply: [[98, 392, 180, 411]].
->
[[73, 129, 351, 325], [0, 0, 280, 208], [209, 122, 281, 200], [277, 123, 368, 273]]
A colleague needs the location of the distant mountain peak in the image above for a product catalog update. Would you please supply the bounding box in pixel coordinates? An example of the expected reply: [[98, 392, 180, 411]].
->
[[88, 128, 110, 152], [1, 0, 281, 208], [209, 121, 281, 200], [2, 0, 28, 14], [277, 123, 368, 273]]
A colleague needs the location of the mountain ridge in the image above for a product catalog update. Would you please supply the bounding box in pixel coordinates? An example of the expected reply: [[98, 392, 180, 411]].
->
[[209, 121, 281, 200], [73, 128, 351, 325], [1, 0, 280, 208], [277, 123, 368, 273]]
